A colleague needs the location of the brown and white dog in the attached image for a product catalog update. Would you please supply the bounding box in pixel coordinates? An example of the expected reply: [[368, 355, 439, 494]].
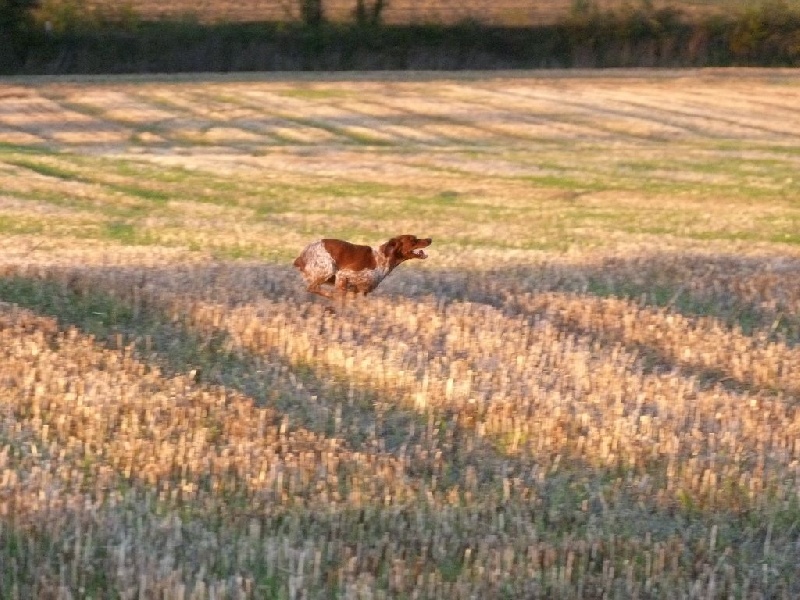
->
[[293, 235, 432, 299]]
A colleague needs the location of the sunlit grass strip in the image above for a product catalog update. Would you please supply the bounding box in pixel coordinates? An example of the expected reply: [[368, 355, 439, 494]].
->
[[2, 269, 800, 597], [5, 259, 800, 507], [1, 72, 800, 598]]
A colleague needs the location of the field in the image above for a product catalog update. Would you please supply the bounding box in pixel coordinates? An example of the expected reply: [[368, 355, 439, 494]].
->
[[74, 0, 743, 25], [1, 69, 800, 598]]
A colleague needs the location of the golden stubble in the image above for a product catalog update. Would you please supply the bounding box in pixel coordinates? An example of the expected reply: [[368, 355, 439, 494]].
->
[[2, 71, 800, 597]]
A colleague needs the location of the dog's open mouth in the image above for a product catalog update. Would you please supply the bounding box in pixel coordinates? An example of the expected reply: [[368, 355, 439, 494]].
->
[[413, 249, 427, 259]]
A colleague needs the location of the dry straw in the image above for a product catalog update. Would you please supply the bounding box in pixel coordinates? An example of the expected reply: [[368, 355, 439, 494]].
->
[[2, 72, 800, 598], [2, 248, 800, 597]]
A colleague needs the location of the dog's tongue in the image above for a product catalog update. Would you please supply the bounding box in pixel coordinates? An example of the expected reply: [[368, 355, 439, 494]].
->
[[416, 250, 427, 259]]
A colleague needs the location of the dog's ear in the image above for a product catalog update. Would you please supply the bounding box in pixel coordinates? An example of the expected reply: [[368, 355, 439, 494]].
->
[[381, 238, 398, 257]]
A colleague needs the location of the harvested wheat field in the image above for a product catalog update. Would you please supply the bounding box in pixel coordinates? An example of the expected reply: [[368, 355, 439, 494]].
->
[[78, 0, 739, 25], [1, 69, 800, 598]]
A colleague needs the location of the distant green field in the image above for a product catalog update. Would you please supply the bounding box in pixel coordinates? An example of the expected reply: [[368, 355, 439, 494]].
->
[[1, 70, 800, 598]]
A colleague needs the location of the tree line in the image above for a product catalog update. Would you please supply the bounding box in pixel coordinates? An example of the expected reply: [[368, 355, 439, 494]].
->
[[2, 0, 800, 73]]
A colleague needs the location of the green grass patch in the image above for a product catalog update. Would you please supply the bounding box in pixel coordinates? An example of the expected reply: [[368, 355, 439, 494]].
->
[[276, 88, 355, 100], [107, 183, 172, 203], [103, 220, 142, 244], [0, 215, 46, 235], [0, 276, 136, 337], [281, 116, 394, 146], [768, 232, 800, 245], [0, 142, 54, 155], [3, 157, 86, 182]]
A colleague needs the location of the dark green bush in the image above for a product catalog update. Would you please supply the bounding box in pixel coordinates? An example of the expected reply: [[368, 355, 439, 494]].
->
[[728, 0, 800, 65], [0, 0, 38, 69], [564, 0, 691, 67]]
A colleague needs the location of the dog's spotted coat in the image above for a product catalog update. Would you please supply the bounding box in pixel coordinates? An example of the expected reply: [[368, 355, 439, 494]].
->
[[293, 235, 432, 299]]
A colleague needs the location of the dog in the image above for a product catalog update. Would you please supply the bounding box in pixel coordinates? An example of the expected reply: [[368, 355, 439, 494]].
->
[[293, 235, 432, 299]]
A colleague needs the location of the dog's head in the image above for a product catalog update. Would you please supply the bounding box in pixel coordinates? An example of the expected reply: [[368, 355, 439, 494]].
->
[[381, 235, 432, 268]]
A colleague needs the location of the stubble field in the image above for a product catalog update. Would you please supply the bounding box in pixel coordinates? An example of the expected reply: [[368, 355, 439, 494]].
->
[[1, 69, 800, 598], [76, 0, 742, 25]]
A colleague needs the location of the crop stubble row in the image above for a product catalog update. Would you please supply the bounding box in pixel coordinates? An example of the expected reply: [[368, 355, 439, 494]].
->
[[1, 72, 800, 597]]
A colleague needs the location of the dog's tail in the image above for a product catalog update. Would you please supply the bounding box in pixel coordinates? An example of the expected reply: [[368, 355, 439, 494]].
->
[[292, 255, 305, 270]]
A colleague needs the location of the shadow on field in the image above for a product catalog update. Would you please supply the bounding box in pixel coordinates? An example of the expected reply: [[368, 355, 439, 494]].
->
[[1, 249, 799, 454], [0, 261, 521, 491], [4, 255, 800, 600], [0, 249, 799, 564], [383, 251, 800, 337]]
